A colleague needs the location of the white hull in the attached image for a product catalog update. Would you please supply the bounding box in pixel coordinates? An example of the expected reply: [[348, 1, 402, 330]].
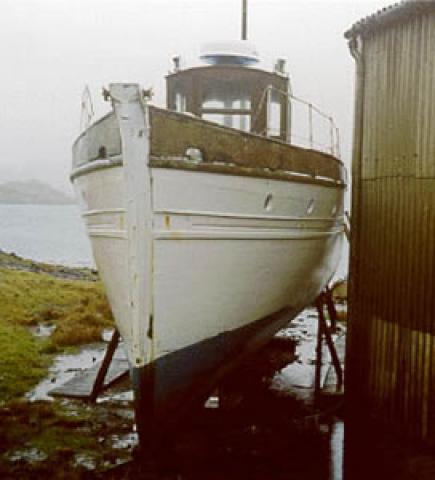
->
[[74, 154, 344, 367], [71, 84, 345, 433]]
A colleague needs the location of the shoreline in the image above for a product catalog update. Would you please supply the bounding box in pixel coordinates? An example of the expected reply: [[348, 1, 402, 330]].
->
[[0, 250, 114, 403], [0, 249, 97, 282]]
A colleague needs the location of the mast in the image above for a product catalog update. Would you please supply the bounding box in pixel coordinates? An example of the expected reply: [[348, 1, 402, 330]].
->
[[242, 0, 247, 40]]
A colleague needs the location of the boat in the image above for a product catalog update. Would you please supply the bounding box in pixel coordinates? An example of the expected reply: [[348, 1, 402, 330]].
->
[[70, 13, 346, 455]]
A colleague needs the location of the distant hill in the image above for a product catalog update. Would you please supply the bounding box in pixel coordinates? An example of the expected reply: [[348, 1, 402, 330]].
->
[[0, 180, 74, 205]]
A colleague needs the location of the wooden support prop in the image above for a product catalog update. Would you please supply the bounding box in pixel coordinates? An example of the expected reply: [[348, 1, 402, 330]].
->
[[314, 290, 344, 398], [89, 329, 121, 403], [314, 307, 323, 397], [344, 210, 351, 241], [324, 286, 338, 331]]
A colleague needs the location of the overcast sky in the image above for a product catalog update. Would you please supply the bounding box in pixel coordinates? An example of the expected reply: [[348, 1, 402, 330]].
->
[[0, 0, 389, 192]]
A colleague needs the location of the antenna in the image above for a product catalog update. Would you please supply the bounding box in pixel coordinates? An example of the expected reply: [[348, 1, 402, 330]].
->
[[242, 0, 247, 40], [80, 85, 94, 131]]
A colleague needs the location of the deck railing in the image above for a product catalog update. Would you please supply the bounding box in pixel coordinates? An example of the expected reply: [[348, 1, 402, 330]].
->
[[253, 85, 341, 159]]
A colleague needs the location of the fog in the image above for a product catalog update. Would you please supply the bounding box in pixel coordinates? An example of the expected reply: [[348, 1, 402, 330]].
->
[[0, 0, 388, 192]]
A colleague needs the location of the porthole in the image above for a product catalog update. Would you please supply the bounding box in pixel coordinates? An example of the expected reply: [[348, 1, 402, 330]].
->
[[307, 198, 315, 215], [264, 193, 273, 211]]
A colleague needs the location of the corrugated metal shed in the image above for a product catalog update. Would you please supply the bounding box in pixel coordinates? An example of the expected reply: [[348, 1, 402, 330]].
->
[[346, 1, 435, 443], [345, 1, 435, 39]]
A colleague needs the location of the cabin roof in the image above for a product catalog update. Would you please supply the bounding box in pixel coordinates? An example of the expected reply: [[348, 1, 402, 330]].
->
[[165, 64, 287, 82], [344, 1, 435, 39]]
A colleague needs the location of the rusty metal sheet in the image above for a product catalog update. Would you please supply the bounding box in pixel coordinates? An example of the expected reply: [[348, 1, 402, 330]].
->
[[347, 6, 435, 444], [345, 1, 435, 40]]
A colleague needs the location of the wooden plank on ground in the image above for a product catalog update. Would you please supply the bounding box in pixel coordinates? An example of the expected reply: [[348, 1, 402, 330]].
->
[[50, 357, 129, 399]]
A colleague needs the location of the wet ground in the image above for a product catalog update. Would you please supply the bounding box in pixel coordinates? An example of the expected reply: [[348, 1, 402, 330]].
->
[[0, 308, 349, 479], [3, 305, 435, 479]]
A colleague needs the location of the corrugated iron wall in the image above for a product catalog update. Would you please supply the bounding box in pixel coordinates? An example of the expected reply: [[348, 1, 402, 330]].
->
[[348, 10, 435, 443]]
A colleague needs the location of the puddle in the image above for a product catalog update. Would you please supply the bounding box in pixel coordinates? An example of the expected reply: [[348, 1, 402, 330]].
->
[[27, 343, 107, 401], [101, 328, 115, 342], [6, 447, 48, 464], [272, 308, 346, 401], [204, 395, 220, 409], [29, 323, 56, 338], [272, 309, 322, 401], [111, 432, 138, 450], [97, 390, 134, 404], [329, 420, 344, 480], [74, 452, 96, 470]]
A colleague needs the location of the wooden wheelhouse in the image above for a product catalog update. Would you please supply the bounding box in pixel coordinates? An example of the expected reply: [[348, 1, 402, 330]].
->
[[166, 43, 290, 142]]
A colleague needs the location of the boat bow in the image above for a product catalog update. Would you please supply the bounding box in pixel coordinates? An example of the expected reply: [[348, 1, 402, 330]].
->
[[109, 84, 153, 368]]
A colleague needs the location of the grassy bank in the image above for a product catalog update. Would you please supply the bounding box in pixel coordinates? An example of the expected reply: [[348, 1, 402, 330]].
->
[[0, 398, 134, 478], [0, 251, 114, 403], [0, 252, 133, 478]]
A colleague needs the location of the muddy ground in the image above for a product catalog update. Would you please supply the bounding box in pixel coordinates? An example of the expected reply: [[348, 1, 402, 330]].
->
[[2, 305, 434, 480], [0, 300, 346, 480]]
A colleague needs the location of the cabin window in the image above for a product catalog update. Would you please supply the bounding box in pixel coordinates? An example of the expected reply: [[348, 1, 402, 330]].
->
[[202, 92, 251, 131], [175, 92, 186, 112], [202, 98, 225, 109], [202, 113, 251, 131], [231, 98, 252, 110], [200, 79, 252, 131], [202, 96, 251, 112], [267, 89, 281, 137], [231, 114, 251, 131]]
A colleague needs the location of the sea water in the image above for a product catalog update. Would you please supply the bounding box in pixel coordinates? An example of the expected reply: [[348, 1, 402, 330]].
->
[[0, 204, 93, 267]]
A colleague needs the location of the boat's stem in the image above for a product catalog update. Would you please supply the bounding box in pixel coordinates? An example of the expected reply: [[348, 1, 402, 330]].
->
[[109, 84, 153, 372]]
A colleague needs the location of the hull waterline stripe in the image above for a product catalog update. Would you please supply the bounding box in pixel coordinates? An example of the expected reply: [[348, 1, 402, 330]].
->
[[81, 207, 343, 226], [154, 208, 342, 223], [82, 208, 126, 217], [87, 228, 341, 240], [88, 229, 128, 239], [152, 229, 342, 240], [70, 156, 123, 180]]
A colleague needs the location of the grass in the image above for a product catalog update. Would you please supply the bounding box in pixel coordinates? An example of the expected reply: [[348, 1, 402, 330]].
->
[[0, 322, 51, 403], [0, 399, 131, 478], [0, 252, 131, 476], [0, 400, 93, 456], [0, 267, 114, 345], [0, 252, 114, 403], [0, 394, 135, 477], [0, 251, 131, 476]]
